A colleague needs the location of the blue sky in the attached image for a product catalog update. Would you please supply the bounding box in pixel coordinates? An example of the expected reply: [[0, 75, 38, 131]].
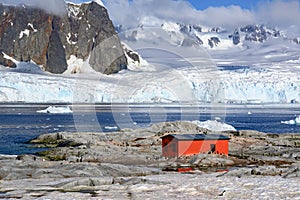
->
[[97, 0, 300, 29], [187, 0, 260, 10], [94, 0, 262, 10], [76, 0, 261, 10], [4, 0, 295, 30]]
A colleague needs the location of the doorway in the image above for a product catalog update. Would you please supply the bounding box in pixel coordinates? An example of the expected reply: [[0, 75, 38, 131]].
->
[[210, 144, 216, 153]]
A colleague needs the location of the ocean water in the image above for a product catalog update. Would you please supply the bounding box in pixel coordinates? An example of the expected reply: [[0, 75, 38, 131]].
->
[[0, 104, 299, 155]]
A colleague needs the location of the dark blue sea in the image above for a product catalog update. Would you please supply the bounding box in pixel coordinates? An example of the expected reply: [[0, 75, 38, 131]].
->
[[0, 104, 299, 155]]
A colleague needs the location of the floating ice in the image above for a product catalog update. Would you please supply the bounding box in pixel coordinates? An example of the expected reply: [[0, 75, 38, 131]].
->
[[104, 126, 119, 130], [37, 106, 73, 114], [281, 116, 300, 125], [193, 120, 236, 132]]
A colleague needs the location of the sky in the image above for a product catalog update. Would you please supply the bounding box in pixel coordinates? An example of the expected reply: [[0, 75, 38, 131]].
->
[[184, 0, 261, 10], [0, 0, 299, 31], [0, 0, 67, 15], [99, 0, 300, 31]]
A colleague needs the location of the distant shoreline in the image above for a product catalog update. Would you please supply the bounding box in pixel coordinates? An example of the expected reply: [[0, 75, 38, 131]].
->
[[0, 102, 299, 107]]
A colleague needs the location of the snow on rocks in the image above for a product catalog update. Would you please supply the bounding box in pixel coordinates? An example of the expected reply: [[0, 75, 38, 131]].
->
[[19, 23, 38, 39], [19, 29, 30, 39], [92, 0, 105, 7], [122, 42, 148, 71], [67, 0, 105, 7], [65, 55, 97, 74]]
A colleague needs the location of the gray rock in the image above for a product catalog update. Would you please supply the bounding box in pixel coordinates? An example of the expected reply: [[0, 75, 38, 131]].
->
[[223, 167, 252, 177], [250, 165, 279, 176], [282, 166, 300, 178], [189, 154, 235, 167], [58, 177, 114, 189], [240, 25, 281, 43]]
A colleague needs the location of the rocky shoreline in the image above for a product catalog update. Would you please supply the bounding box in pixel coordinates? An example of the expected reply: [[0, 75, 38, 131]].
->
[[0, 121, 300, 199]]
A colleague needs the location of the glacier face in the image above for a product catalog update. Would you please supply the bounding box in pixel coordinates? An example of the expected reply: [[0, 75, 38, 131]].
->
[[0, 54, 299, 104], [0, 21, 299, 104]]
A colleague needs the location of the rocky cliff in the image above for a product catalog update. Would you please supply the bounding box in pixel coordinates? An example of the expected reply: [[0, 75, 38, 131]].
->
[[0, 2, 127, 74]]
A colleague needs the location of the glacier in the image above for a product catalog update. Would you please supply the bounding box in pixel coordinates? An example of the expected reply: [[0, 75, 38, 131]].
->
[[0, 48, 299, 104], [0, 21, 299, 104]]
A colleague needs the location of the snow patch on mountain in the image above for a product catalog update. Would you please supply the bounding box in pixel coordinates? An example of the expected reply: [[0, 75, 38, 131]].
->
[[19, 29, 30, 39], [92, 0, 104, 7], [121, 42, 149, 71], [66, 0, 105, 7], [65, 55, 96, 74], [2, 53, 19, 65]]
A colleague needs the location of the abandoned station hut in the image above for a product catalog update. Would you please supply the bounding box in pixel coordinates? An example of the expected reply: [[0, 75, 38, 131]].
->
[[161, 134, 230, 157]]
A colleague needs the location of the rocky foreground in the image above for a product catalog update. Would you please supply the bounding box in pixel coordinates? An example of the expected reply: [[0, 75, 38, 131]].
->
[[0, 121, 300, 199]]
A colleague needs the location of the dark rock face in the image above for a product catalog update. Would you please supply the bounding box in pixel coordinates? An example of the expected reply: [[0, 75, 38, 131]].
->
[[0, 2, 127, 74], [125, 49, 140, 63], [208, 37, 221, 48], [231, 25, 282, 45], [229, 29, 240, 45], [293, 38, 300, 44], [45, 17, 67, 74]]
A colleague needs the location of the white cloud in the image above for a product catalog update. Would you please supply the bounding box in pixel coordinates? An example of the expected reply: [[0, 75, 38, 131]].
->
[[103, 0, 256, 29], [0, 0, 66, 16], [103, 0, 200, 27], [257, 0, 300, 28], [102, 0, 300, 31], [1, 0, 299, 31], [198, 6, 255, 29]]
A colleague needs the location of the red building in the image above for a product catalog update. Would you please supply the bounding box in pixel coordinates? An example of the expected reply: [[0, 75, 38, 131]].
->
[[161, 134, 230, 157]]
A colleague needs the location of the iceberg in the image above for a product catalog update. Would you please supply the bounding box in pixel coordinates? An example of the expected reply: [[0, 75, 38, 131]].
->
[[192, 120, 236, 132], [281, 116, 300, 125], [37, 106, 73, 114], [104, 126, 119, 130]]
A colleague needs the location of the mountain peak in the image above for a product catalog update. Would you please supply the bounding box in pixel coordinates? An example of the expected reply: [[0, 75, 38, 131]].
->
[[118, 21, 298, 51], [66, 0, 105, 8]]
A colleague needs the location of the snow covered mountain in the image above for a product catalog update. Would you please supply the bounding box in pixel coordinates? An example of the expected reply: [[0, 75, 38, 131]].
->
[[117, 22, 299, 51]]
